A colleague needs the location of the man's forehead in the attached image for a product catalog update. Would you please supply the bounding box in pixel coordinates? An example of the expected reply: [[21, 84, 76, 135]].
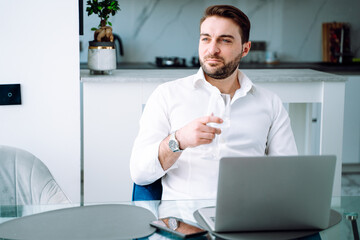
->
[[200, 16, 241, 38]]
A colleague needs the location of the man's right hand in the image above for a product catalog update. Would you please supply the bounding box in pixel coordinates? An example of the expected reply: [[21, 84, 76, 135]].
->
[[176, 115, 223, 150]]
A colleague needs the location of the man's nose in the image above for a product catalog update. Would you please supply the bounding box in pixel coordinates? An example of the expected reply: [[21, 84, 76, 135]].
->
[[207, 41, 220, 55]]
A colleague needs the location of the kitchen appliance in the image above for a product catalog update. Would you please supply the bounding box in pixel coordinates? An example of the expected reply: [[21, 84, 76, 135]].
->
[[243, 41, 266, 63], [155, 57, 187, 68], [191, 57, 200, 67], [113, 34, 124, 63]]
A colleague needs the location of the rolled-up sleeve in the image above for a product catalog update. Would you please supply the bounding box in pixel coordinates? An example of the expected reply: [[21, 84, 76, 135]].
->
[[130, 85, 172, 185]]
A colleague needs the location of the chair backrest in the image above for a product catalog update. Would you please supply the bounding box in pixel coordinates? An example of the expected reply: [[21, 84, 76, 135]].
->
[[0, 145, 70, 205], [132, 178, 162, 201]]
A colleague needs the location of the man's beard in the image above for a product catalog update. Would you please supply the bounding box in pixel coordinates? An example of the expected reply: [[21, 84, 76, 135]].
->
[[200, 53, 242, 80]]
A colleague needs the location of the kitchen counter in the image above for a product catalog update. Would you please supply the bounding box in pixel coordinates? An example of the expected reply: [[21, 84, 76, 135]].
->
[[80, 62, 360, 75], [81, 68, 346, 83]]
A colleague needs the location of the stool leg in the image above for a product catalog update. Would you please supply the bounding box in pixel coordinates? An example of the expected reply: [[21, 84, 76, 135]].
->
[[345, 212, 359, 240], [351, 220, 359, 240]]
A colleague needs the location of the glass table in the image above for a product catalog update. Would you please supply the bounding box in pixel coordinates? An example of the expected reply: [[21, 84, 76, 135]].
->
[[0, 196, 359, 239]]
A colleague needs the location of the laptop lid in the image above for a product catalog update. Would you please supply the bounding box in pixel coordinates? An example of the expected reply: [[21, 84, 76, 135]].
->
[[214, 155, 336, 232]]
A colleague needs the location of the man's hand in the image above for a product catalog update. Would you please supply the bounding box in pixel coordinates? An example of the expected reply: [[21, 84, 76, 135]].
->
[[158, 115, 223, 171], [176, 115, 223, 150]]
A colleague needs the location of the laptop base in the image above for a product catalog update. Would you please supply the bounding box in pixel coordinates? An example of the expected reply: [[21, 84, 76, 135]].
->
[[194, 208, 342, 240]]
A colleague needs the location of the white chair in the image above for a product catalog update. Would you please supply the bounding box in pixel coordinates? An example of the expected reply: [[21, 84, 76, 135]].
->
[[0, 145, 70, 205]]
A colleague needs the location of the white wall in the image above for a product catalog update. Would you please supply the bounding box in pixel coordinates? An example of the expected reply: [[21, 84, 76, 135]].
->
[[80, 0, 360, 63], [0, 1, 80, 202]]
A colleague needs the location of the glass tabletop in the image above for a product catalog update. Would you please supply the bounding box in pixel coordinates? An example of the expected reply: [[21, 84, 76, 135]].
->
[[0, 197, 359, 239]]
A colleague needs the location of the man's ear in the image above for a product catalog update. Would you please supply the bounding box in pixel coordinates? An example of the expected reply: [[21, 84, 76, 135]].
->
[[242, 41, 251, 57]]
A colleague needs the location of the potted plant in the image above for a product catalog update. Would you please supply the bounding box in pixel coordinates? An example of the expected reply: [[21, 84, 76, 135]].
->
[[86, 0, 120, 74]]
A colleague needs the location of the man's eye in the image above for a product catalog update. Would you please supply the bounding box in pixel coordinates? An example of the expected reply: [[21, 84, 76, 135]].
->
[[201, 37, 209, 42], [222, 39, 231, 43]]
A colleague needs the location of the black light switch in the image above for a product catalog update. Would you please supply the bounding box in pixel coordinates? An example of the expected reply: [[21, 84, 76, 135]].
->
[[0, 84, 21, 105]]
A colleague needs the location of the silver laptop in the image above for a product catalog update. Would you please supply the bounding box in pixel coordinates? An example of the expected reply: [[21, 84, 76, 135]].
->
[[198, 155, 336, 232]]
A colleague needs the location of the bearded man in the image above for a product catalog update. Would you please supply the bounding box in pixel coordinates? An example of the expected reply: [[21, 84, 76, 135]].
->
[[130, 5, 297, 200]]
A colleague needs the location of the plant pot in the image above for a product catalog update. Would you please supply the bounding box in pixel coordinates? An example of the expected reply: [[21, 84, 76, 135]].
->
[[88, 41, 116, 74]]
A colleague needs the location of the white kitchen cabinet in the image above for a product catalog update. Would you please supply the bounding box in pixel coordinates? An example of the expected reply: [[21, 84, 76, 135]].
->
[[82, 81, 160, 202], [342, 75, 360, 164], [81, 70, 199, 202]]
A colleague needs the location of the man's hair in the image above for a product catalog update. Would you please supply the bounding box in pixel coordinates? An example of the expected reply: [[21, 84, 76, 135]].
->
[[200, 5, 251, 43]]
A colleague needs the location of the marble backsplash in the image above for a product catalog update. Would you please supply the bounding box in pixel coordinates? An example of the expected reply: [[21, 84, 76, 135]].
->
[[79, 0, 360, 64]]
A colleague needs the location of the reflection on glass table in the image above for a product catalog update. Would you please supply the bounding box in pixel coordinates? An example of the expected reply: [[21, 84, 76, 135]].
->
[[0, 197, 359, 240]]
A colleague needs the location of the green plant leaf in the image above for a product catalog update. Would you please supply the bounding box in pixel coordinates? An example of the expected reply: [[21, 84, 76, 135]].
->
[[87, 0, 120, 31], [91, 27, 98, 31]]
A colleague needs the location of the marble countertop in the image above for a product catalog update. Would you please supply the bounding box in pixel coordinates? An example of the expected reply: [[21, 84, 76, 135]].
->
[[80, 62, 360, 75], [81, 69, 346, 83]]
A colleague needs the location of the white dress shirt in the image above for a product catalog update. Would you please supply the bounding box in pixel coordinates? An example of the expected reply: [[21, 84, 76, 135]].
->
[[130, 68, 298, 200]]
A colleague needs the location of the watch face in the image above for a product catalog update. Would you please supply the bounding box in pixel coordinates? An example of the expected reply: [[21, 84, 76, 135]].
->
[[168, 218, 178, 230], [169, 139, 179, 151]]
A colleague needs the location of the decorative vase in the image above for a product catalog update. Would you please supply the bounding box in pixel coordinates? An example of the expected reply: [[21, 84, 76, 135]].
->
[[88, 41, 116, 75]]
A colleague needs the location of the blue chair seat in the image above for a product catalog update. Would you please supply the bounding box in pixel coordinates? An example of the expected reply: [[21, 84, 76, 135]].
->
[[132, 178, 162, 201]]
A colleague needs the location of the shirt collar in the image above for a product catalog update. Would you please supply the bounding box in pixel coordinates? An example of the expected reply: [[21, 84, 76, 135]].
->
[[236, 70, 254, 96], [192, 68, 254, 97], [192, 68, 207, 89]]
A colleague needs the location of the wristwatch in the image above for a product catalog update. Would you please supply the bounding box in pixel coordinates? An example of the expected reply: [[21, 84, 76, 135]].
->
[[169, 132, 182, 152], [168, 217, 178, 230]]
